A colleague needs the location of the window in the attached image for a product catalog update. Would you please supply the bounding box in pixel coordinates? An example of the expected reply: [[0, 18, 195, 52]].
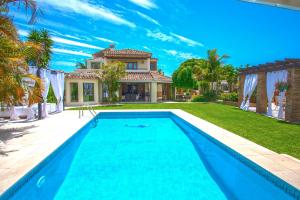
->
[[70, 82, 78, 102], [150, 62, 157, 71], [126, 62, 137, 70], [83, 83, 94, 102], [91, 62, 101, 69]]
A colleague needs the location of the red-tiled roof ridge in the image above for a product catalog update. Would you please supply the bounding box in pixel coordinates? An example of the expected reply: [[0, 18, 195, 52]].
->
[[66, 70, 172, 83], [93, 47, 152, 58]]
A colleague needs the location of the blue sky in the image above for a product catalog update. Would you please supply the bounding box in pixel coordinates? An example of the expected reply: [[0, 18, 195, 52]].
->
[[11, 0, 300, 75]]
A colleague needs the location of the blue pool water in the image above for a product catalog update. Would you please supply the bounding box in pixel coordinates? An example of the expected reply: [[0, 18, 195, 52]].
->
[[1, 112, 299, 200]]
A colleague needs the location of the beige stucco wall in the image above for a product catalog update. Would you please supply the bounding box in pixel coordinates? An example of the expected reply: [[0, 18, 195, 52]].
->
[[65, 78, 99, 106], [151, 82, 157, 103], [103, 58, 150, 71]]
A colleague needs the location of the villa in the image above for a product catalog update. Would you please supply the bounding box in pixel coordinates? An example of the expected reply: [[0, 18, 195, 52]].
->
[[64, 45, 173, 106]]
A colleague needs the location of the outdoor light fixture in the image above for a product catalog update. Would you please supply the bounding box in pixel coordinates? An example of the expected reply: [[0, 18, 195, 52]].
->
[[241, 0, 300, 10]]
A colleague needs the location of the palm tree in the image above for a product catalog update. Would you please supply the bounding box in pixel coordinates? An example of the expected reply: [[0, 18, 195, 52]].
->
[[206, 49, 229, 93], [0, 0, 39, 24], [27, 29, 53, 119], [0, 0, 43, 110], [76, 62, 87, 69]]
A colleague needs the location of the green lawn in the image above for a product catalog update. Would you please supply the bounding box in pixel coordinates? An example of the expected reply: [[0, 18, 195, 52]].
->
[[69, 103, 300, 159]]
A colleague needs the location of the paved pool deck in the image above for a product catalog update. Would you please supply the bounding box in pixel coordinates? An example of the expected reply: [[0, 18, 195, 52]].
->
[[0, 109, 299, 196]]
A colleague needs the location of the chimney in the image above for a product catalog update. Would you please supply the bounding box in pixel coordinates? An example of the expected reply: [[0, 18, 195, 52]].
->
[[109, 44, 115, 49]]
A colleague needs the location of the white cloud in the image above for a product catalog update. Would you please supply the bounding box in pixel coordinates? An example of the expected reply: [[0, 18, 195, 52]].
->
[[51, 36, 103, 49], [94, 37, 118, 44], [18, 29, 102, 49], [170, 33, 204, 47], [163, 49, 198, 59], [143, 46, 151, 51], [54, 61, 76, 67], [17, 29, 29, 37], [52, 48, 92, 57], [128, 0, 158, 9], [136, 11, 160, 26], [146, 30, 204, 48], [39, 0, 136, 28], [146, 30, 176, 42], [64, 34, 82, 40]]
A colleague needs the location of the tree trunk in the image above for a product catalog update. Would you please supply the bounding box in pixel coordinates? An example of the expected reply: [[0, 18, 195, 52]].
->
[[37, 67, 42, 120]]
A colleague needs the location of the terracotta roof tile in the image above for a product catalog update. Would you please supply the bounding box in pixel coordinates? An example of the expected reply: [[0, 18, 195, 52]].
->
[[66, 71, 172, 83], [65, 71, 101, 79], [93, 48, 151, 58]]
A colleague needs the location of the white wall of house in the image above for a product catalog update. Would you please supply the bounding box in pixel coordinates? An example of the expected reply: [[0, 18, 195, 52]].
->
[[65, 78, 99, 106]]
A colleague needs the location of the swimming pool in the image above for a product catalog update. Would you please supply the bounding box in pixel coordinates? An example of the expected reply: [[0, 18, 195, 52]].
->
[[0, 111, 299, 199]]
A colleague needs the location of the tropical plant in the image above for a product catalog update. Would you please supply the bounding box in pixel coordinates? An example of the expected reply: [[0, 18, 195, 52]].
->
[[220, 92, 238, 102], [0, 0, 39, 24], [26, 29, 53, 119], [191, 91, 218, 102], [76, 62, 87, 69], [0, 0, 44, 108], [27, 29, 53, 68], [221, 64, 238, 92], [172, 59, 205, 90], [206, 49, 229, 92], [101, 62, 126, 103]]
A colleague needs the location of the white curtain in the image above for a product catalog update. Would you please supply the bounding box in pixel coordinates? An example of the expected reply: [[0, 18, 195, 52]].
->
[[240, 74, 258, 111], [266, 70, 288, 117], [40, 69, 51, 118], [10, 106, 18, 120], [50, 72, 65, 112], [26, 66, 38, 120]]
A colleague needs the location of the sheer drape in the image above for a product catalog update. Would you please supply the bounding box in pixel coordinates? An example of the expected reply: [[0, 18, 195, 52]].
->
[[240, 74, 258, 111], [40, 69, 51, 118], [266, 70, 287, 117], [50, 72, 65, 112], [26, 66, 38, 120]]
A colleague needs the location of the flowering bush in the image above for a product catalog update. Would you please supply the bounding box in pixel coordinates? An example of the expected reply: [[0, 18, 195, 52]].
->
[[276, 81, 288, 92]]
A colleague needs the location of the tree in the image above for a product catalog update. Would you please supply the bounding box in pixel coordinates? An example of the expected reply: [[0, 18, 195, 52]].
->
[[0, 0, 39, 24], [206, 49, 229, 93], [26, 29, 53, 119], [0, 0, 43, 109], [172, 58, 209, 94], [101, 62, 126, 103], [222, 64, 238, 92], [172, 59, 201, 89], [27, 29, 53, 68], [76, 62, 87, 69]]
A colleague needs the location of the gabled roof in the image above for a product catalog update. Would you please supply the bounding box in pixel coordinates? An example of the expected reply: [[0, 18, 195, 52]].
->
[[93, 48, 152, 59], [120, 71, 171, 83], [65, 71, 172, 83], [65, 71, 102, 79]]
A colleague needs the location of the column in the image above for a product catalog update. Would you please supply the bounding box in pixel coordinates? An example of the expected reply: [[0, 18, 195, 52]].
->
[[151, 82, 157, 103], [285, 67, 300, 123], [238, 74, 245, 107], [256, 71, 267, 113]]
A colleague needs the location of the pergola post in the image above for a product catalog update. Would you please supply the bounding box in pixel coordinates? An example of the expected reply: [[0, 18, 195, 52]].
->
[[256, 71, 267, 113], [238, 74, 245, 107], [285, 67, 300, 123]]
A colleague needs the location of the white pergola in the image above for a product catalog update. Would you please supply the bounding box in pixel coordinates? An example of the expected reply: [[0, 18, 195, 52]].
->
[[241, 0, 300, 10]]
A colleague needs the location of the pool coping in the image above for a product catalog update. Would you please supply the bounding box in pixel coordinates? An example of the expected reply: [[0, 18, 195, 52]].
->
[[0, 109, 299, 198]]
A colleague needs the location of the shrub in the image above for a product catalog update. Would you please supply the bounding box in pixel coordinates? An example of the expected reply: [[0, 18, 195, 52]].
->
[[192, 91, 218, 102], [220, 92, 238, 102]]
